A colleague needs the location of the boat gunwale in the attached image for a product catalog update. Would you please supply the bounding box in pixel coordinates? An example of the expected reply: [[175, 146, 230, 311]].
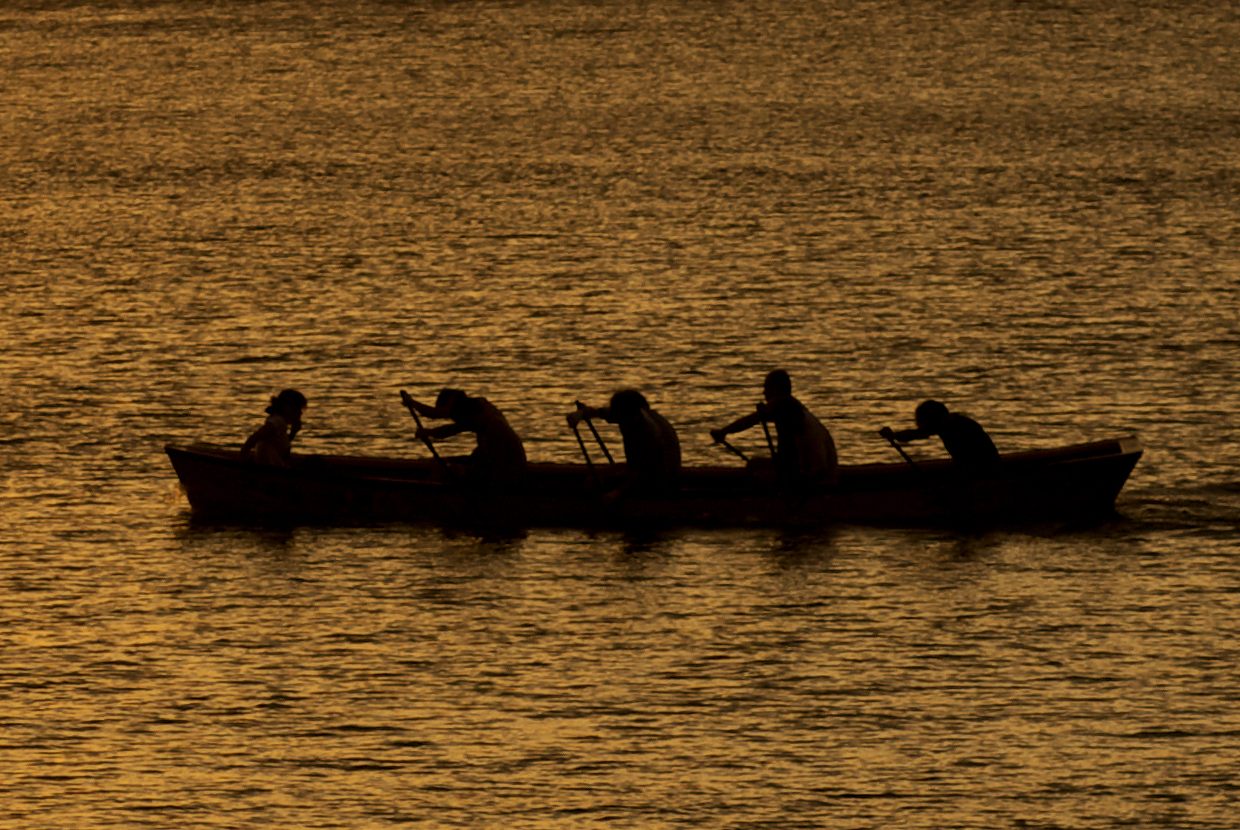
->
[[167, 434, 1143, 482]]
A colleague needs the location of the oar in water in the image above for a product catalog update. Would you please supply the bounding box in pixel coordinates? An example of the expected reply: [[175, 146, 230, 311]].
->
[[575, 401, 615, 465], [400, 389, 446, 470]]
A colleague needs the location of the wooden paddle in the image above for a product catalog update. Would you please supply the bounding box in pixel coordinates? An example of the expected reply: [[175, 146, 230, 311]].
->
[[575, 401, 615, 465], [714, 435, 749, 462], [880, 428, 919, 469], [568, 419, 604, 489], [400, 390, 446, 469], [760, 417, 776, 459]]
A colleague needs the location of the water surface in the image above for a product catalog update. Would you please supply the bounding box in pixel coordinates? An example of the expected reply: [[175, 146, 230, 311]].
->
[[1, 2, 1237, 827]]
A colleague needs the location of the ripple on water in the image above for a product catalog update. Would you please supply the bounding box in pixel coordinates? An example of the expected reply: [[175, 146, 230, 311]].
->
[[1, 1, 1239, 827]]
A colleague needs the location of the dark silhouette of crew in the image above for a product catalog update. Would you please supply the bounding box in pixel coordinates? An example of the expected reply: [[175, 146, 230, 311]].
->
[[569, 389, 681, 496], [404, 388, 526, 487], [710, 369, 838, 487], [242, 389, 307, 467], [880, 399, 999, 473]]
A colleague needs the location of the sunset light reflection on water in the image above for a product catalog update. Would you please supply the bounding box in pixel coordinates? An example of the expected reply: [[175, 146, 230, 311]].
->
[[1, 1, 1238, 827]]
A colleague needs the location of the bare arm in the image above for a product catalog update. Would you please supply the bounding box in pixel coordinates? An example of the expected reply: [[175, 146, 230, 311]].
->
[[417, 422, 466, 442], [566, 402, 611, 428], [880, 426, 931, 443], [711, 406, 765, 442], [404, 396, 447, 419]]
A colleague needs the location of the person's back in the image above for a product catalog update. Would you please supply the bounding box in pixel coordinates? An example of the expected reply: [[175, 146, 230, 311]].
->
[[621, 406, 681, 493], [453, 395, 527, 486], [769, 395, 838, 486], [710, 369, 839, 490], [936, 411, 999, 471], [883, 399, 999, 474], [570, 389, 681, 496], [245, 414, 294, 466], [648, 408, 681, 482], [407, 388, 527, 488], [241, 389, 307, 468]]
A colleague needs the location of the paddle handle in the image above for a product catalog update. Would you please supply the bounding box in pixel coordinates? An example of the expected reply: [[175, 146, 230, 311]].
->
[[401, 390, 444, 466], [575, 401, 615, 465]]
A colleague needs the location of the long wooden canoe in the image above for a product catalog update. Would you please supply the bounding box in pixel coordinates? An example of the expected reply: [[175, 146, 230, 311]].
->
[[165, 436, 1142, 528]]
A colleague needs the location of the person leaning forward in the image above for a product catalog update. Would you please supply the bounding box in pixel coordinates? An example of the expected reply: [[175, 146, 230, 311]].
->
[[241, 388, 307, 467], [404, 388, 527, 488], [879, 399, 999, 474], [569, 389, 681, 497], [710, 369, 838, 488]]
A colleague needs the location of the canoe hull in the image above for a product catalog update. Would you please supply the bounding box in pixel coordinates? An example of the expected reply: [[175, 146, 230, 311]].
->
[[165, 436, 1143, 529]]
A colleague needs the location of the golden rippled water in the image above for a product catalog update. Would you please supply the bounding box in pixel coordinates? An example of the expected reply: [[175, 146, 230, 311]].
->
[[1, 2, 1237, 827]]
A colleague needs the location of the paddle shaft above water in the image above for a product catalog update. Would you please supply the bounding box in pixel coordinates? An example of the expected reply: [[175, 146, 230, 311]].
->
[[575, 401, 615, 465], [400, 390, 445, 466], [716, 437, 749, 462], [571, 422, 596, 473], [883, 432, 920, 469], [761, 419, 776, 459], [570, 421, 607, 489]]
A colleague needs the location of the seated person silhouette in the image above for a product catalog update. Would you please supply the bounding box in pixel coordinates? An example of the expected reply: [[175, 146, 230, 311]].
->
[[710, 369, 838, 488], [405, 388, 527, 488], [569, 389, 681, 497], [241, 389, 307, 467], [880, 399, 1000, 473]]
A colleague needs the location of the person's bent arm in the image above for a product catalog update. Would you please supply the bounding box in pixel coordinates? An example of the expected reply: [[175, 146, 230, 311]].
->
[[417, 423, 466, 442], [711, 408, 764, 443], [405, 397, 446, 419], [568, 402, 612, 428]]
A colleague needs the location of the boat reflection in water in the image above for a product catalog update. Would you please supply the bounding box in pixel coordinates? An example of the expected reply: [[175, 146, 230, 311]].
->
[[166, 436, 1142, 529]]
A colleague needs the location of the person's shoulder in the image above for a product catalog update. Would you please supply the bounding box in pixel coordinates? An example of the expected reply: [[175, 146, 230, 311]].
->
[[472, 397, 516, 427], [793, 397, 825, 422], [951, 412, 986, 429], [650, 409, 679, 438], [771, 396, 801, 415], [631, 409, 659, 432], [475, 396, 509, 413], [253, 414, 285, 435], [458, 395, 489, 414], [649, 408, 674, 426]]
